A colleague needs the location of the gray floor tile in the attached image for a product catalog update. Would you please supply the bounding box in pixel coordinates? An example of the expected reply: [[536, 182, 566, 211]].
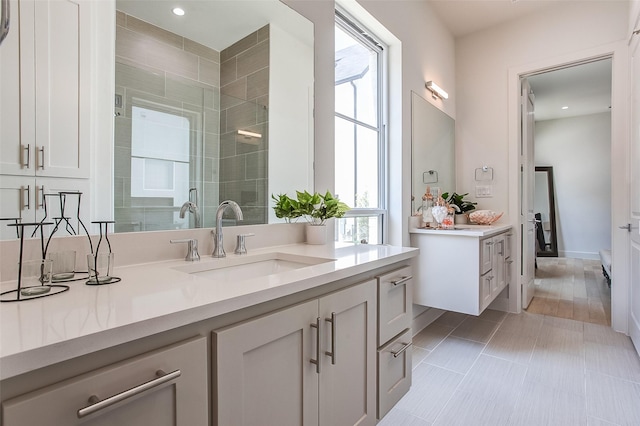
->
[[508, 380, 587, 426], [377, 407, 432, 426], [587, 417, 620, 426], [413, 322, 453, 351], [457, 354, 527, 406], [425, 336, 485, 374], [433, 390, 514, 426], [450, 317, 500, 343], [534, 324, 584, 358], [484, 328, 537, 365], [585, 341, 640, 383], [394, 363, 464, 423], [526, 349, 586, 396], [434, 311, 468, 328], [584, 322, 635, 349], [478, 308, 508, 323], [412, 346, 430, 369], [498, 312, 544, 337], [586, 370, 640, 425]]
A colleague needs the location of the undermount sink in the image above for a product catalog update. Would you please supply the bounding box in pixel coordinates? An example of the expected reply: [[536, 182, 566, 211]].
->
[[172, 252, 335, 282]]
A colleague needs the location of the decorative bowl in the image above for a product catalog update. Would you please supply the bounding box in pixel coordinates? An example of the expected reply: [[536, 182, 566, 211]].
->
[[468, 210, 503, 225]]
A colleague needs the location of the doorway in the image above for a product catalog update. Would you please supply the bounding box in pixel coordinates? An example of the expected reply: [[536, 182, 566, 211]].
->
[[508, 42, 630, 334], [524, 59, 613, 325]]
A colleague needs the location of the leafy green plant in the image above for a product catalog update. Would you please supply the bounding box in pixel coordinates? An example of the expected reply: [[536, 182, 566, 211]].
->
[[271, 190, 350, 225], [441, 192, 477, 214]]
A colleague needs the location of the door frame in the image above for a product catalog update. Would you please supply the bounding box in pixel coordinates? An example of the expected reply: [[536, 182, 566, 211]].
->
[[507, 41, 630, 333]]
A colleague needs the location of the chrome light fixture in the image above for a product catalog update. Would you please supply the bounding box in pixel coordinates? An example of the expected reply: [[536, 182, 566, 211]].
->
[[425, 81, 448, 100]]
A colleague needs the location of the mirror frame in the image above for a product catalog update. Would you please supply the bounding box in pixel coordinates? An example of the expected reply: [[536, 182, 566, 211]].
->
[[535, 166, 558, 257]]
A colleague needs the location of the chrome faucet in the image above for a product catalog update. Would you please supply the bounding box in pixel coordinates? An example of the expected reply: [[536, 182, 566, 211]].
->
[[212, 200, 243, 257], [179, 201, 201, 228]]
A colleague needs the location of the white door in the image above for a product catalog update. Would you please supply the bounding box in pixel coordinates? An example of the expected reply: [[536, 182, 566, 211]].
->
[[520, 79, 536, 309], [628, 29, 640, 356]]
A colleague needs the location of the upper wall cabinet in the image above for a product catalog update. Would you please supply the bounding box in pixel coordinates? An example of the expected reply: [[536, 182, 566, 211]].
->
[[0, 0, 90, 179]]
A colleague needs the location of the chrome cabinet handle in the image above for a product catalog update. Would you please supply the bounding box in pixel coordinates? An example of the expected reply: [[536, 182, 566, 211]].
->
[[37, 146, 45, 169], [310, 317, 320, 374], [485, 241, 494, 246], [22, 144, 30, 169], [325, 312, 336, 365], [391, 341, 412, 358], [390, 275, 412, 286], [36, 185, 44, 209], [21, 185, 30, 210], [77, 369, 181, 418]]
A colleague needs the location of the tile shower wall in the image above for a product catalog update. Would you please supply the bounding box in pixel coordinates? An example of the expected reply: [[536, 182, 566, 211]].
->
[[219, 26, 270, 225], [114, 11, 220, 232]]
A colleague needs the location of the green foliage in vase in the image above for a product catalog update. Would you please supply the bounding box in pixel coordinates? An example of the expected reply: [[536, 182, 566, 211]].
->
[[441, 192, 477, 214], [271, 190, 350, 225]]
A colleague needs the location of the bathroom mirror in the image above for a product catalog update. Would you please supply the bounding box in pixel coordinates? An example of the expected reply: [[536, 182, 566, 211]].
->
[[534, 166, 558, 257], [411, 92, 455, 209], [113, 0, 314, 232]]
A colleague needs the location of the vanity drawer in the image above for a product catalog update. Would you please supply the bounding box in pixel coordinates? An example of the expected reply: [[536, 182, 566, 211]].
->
[[2, 337, 208, 426], [377, 328, 412, 419], [377, 266, 413, 346]]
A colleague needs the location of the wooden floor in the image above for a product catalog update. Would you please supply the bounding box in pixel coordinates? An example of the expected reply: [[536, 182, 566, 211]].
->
[[526, 257, 611, 326]]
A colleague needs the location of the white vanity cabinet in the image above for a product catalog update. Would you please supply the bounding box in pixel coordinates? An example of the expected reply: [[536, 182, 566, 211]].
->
[[411, 225, 512, 315], [0, 175, 90, 239], [376, 266, 413, 419], [214, 279, 377, 426], [0, 0, 90, 178], [1, 337, 208, 426]]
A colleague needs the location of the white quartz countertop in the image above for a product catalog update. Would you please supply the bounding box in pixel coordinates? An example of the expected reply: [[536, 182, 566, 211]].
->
[[0, 243, 417, 380], [409, 224, 512, 237]]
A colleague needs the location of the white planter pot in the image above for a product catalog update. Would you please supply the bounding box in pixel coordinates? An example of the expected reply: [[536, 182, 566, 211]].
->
[[306, 224, 327, 245]]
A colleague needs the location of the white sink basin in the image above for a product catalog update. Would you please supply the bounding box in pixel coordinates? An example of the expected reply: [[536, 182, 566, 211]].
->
[[172, 252, 334, 282]]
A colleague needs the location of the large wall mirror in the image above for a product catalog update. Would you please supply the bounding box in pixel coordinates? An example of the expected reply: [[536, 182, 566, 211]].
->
[[534, 166, 558, 257], [411, 92, 455, 209], [113, 0, 314, 233]]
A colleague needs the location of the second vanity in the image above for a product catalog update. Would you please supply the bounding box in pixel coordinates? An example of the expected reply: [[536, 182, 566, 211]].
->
[[0, 240, 417, 425], [410, 224, 513, 316]]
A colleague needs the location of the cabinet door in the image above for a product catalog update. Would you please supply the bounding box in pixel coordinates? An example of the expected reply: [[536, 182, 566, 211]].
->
[[34, 0, 90, 178], [377, 266, 412, 346], [0, 175, 37, 239], [0, 0, 33, 176], [480, 272, 493, 312], [319, 280, 376, 426], [214, 300, 320, 426], [2, 337, 208, 426], [480, 237, 494, 275]]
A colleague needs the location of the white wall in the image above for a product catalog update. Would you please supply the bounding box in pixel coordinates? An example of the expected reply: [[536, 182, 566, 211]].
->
[[535, 113, 612, 259], [455, 1, 628, 218]]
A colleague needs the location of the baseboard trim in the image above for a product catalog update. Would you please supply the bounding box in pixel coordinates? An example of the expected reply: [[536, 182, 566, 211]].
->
[[412, 306, 445, 336]]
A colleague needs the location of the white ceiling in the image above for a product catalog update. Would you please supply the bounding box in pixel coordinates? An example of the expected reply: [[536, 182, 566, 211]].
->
[[428, 0, 613, 121], [116, 0, 312, 52]]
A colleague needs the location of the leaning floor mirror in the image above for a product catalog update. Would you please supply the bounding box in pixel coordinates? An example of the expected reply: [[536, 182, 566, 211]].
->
[[534, 166, 558, 257]]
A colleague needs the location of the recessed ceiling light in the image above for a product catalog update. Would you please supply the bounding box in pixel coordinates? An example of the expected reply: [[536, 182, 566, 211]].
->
[[172, 7, 185, 16], [561, 106, 569, 110]]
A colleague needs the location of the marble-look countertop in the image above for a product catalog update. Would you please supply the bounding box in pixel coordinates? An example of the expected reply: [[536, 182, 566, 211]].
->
[[0, 243, 418, 380], [409, 223, 512, 238]]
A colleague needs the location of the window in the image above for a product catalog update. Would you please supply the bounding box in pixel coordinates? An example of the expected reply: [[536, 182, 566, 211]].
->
[[334, 10, 387, 244]]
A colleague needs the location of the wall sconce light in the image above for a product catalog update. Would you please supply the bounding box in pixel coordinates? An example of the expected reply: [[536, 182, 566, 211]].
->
[[237, 129, 262, 145], [425, 81, 448, 100]]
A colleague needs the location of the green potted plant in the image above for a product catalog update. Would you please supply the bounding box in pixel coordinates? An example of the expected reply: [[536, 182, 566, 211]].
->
[[271, 190, 350, 244], [441, 192, 477, 224]]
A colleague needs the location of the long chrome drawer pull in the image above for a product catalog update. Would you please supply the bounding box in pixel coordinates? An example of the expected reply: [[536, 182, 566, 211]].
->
[[38, 146, 45, 169], [390, 275, 412, 286], [310, 317, 321, 374], [22, 144, 30, 169], [391, 342, 412, 358], [77, 369, 181, 418], [325, 312, 336, 365]]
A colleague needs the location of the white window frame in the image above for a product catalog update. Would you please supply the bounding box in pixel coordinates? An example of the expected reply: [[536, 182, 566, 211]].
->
[[334, 8, 388, 244]]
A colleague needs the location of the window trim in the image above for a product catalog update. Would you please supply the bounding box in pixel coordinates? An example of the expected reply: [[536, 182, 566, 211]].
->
[[334, 8, 388, 244]]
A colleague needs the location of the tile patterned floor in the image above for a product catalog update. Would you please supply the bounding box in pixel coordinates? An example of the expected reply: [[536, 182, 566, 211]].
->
[[527, 258, 610, 325], [379, 310, 640, 426]]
